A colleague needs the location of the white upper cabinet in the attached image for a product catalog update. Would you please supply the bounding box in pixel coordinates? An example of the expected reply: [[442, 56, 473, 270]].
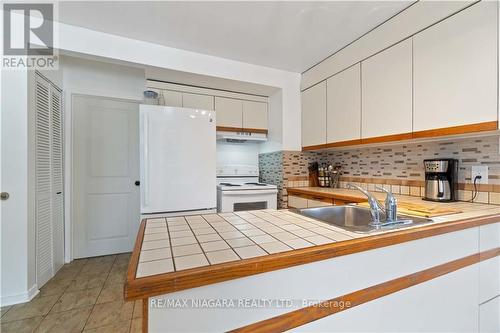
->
[[413, 1, 498, 132], [214, 97, 243, 128], [182, 92, 214, 111], [327, 64, 361, 143], [362, 38, 413, 138], [242, 100, 267, 130], [160, 90, 183, 107], [302, 81, 327, 147]]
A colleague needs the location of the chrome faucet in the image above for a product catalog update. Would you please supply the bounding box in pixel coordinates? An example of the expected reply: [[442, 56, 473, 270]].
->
[[376, 186, 397, 222], [346, 184, 384, 225]]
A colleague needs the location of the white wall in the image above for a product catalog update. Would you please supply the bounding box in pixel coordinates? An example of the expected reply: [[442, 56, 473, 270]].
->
[[216, 142, 260, 168], [61, 56, 145, 262], [55, 22, 302, 152], [0, 70, 36, 305]]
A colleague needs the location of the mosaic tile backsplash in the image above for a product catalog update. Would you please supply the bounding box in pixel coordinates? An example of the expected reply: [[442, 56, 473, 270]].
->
[[259, 136, 500, 208]]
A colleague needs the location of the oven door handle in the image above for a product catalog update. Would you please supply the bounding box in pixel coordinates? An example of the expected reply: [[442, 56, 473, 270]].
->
[[221, 189, 278, 195]]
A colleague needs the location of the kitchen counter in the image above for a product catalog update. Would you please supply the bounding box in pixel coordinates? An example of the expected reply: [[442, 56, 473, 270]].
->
[[125, 199, 500, 301], [286, 186, 488, 210]]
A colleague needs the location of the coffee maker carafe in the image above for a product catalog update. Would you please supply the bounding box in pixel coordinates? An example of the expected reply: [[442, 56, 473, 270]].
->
[[423, 159, 458, 202]]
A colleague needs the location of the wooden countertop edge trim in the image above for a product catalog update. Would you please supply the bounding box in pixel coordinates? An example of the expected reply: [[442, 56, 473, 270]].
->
[[229, 247, 500, 333], [301, 121, 499, 150], [126, 219, 146, 285], [286, 188, 368, 202], [124, 213, 500, 301]]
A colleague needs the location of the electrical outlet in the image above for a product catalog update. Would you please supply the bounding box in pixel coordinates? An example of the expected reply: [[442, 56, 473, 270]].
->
[[471, 165, 488, 184]]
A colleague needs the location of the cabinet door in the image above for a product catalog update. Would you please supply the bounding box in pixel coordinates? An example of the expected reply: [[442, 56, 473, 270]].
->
[[326, 64, 361, 143], [182, 92, 214, 110], [307, 199, 332, 208], [161, 90, 182, 107], [242, 100, 267, 130], [362, 39, 412, 138], [413, 1, 497, 132], [214, 97, 242, 128], [479, 297, 500, 333], [288, 195, 308, 209], [302, 81, 327, 147]]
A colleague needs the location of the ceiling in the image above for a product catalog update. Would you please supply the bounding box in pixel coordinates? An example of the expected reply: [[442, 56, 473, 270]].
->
[[59, 1, 413, 73]]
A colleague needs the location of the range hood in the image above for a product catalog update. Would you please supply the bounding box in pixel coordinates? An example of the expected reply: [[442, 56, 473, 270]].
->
[[216, 130, 267, 142]]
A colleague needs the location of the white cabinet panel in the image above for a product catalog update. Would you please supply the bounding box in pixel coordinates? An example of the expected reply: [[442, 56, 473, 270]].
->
[[326, 64, 361, 143], [479, 257, 500, 304], [302, 81, 327, 147], [413, 1, 498, 132], [362, 39, 412, 138], [288, 195, 308, 209], [214, 97, 242, 128], [480, 222, 500, 252], [161, 90, 183, 107], [307, 199, 332, 208], [183, 92, 214, 111], [480, 297, 500, 333], [242, 100, 267, 130]]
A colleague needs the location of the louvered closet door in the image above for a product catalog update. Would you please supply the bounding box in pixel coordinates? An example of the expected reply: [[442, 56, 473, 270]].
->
[[35, 74, 54, 287], [35, 73, 64, 288], [51, 88, 64, 272]]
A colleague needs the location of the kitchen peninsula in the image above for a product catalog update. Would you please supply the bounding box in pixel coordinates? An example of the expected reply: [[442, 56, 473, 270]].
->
[[125, 193, 500, 332]]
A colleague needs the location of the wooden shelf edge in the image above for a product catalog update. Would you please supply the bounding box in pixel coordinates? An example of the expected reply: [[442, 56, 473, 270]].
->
[[124, 213, 500, 301], [286, 188, 367, 203], [301, 121, 499, 151]]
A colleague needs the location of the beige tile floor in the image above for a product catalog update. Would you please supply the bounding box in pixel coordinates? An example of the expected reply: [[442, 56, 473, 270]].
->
[[0, 253, 143, 333]]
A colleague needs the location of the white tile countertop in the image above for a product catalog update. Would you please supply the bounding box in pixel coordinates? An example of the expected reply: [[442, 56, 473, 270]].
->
[[136, 209, 362, 278], [134, 201, 500, 278]]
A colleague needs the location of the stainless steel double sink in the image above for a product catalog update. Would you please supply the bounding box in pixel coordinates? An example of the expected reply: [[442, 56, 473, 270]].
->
[[293, 205, 433, 233]]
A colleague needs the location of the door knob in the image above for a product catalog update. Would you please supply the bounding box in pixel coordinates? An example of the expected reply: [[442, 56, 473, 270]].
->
[[0, 192, 9, 200], [135, 181, 140, 186]]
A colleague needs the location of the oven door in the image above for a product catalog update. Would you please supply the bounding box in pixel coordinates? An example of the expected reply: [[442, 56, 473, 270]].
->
[[218, 189, 278, 213]]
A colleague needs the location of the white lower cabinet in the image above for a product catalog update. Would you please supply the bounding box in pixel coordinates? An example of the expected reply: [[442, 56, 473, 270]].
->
[[294, 264, 480, 332], [307, 199, 332, 208], [288, 195, 308, 209], [480, 297, 500, 333]]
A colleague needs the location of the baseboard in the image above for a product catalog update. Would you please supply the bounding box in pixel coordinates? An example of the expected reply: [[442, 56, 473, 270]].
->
[[0, 284, 39, 306]]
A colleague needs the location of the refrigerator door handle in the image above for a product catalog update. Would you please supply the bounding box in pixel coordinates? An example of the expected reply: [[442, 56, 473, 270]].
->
[[142, 113, 149, 207]]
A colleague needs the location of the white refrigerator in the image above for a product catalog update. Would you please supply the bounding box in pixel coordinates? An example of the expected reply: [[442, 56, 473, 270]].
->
[[140, 105, 216, 215]]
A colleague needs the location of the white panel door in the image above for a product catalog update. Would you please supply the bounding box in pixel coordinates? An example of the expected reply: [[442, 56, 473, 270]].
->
[[326, 64, 361, 143], [242, 100, 267, 130], [214, 96, 242, 128], [413, 1, 498, 131], [302, 81, 326, 147], [35, 75, 54, 287], [362, 39, 413, 138], [73, 96, 140, 258]]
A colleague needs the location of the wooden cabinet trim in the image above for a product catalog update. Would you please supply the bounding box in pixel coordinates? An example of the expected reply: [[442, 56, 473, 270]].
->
[[216, 126, 268, 134], [302, 121, 498, 150], [124, 214, 500, 301], [229, 247, 500, 333], [412, 121, 498, 139]]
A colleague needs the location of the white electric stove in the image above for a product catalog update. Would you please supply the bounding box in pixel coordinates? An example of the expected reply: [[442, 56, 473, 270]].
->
[[216, 165, 278, 213]]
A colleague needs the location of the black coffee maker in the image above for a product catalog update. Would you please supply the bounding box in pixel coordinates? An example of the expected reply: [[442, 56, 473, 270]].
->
[[423, 159, 458, 202]]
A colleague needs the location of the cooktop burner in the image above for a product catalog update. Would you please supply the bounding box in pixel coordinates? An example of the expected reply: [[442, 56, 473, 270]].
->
[[244, 182, 267, 186], [219, 183, 241, 187]]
